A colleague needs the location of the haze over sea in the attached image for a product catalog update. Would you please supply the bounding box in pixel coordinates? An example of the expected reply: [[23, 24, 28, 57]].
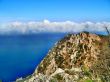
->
[[0, 20, 109, 82]]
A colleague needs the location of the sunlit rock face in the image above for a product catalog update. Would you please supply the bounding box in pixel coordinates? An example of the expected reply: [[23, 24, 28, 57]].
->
[[16, 32, 110, 82]]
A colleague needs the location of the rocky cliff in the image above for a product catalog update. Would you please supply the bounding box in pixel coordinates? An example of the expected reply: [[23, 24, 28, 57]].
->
[[16, 32, 110, 82]]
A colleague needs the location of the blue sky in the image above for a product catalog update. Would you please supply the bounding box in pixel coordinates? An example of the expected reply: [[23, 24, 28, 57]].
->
[[0, 0, 110, 22]]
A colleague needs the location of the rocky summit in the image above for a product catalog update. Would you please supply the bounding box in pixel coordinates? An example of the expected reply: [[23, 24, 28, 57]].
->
[[16, 32, 110, 82]]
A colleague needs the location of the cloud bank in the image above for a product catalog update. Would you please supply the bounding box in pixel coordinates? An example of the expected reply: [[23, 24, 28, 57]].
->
[[0, 20, 110, 34]]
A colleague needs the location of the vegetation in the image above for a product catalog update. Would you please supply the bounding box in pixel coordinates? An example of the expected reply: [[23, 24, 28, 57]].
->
[[16, 32, 110, 82]]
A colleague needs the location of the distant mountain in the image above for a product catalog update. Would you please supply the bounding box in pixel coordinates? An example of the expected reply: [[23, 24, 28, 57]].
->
[[16, 32, 110, 82]]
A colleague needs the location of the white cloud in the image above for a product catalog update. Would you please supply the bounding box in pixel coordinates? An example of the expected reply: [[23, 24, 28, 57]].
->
[[0, 20, 110, 34]]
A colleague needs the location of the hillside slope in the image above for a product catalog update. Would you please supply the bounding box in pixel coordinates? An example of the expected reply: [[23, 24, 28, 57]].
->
[[17, 32, 110, 82]]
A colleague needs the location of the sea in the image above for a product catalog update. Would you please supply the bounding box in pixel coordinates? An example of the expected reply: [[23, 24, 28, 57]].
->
[[0, 33, 66, 82]]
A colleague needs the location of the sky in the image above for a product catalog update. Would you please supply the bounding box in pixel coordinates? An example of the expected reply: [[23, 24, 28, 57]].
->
[[0, 0, 110, 22], [0, 0, 110, 34]]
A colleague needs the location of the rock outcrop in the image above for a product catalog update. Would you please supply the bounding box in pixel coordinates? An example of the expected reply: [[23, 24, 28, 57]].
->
[[16, 32, 110, 82]]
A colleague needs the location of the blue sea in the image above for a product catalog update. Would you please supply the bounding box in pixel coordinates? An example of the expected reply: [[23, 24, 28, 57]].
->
[[0, 33, 66, 82]]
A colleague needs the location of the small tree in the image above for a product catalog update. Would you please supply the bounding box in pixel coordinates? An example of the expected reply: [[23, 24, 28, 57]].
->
[[104, 26, 110, 47], [105, 26, 110, 35]]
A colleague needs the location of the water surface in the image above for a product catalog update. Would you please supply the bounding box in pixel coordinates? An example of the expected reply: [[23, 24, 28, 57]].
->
[[0, 33, 66, 82]]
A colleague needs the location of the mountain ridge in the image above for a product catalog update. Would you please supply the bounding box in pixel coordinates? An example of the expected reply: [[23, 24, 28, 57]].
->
[[16, 32, 110, 82]]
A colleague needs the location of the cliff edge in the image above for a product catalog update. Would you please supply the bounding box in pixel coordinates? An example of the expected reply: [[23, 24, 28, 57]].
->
[[17, 32, 110, 82]]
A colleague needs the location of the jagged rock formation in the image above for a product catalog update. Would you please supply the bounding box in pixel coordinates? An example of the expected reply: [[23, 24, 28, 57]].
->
[[16, 32, 110, 82]]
